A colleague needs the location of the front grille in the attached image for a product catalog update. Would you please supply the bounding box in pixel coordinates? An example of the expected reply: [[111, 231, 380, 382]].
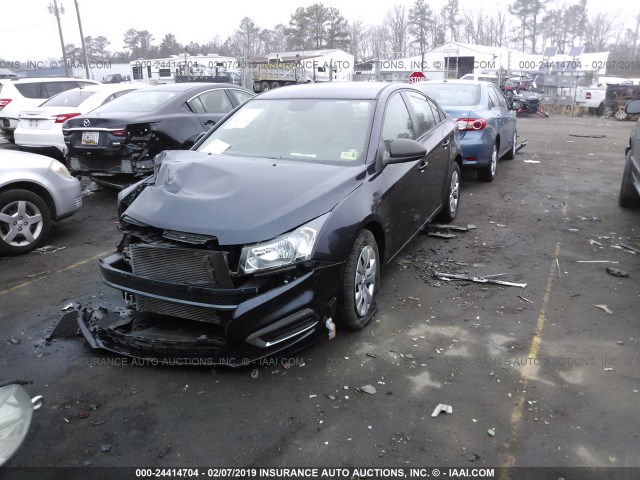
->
[[136, 296, 223, 325], [129, 243, 215, 286]]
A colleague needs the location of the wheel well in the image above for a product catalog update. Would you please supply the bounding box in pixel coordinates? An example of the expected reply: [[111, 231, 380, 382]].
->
[[454, 154, 463, 169], [363, 221, 385, 265], [0, 182, 57, 219], [495, 135, 500, 150]]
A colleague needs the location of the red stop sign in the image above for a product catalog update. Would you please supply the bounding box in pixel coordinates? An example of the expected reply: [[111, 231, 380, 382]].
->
[[408, 71, 426, 84]]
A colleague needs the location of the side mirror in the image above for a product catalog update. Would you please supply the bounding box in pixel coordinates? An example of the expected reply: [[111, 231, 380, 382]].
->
[[384, 138, 427, 165], [511, 100, 522, 110], [625, 99, 640, 115]]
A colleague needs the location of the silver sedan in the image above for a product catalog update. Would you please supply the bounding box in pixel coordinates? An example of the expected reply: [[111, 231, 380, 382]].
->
[[0, 149, 82, 255]]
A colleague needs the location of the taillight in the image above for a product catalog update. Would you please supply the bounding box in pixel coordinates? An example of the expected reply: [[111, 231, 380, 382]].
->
[[0, 99, 11, 110], [586, 92, 592, 99], [456, 118, 487, 131], [55, 113, 81, 123], [110, 129, 127, 137]]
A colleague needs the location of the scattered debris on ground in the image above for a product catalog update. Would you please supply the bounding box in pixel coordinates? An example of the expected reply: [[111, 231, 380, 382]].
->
[[34, 246, 66, 255], [524, 159, 541, 164], [360, 385, 377, 395], [606, 267, 629, 278], [435, 272, 527, 288], [593, 304, 613, 315], [431, 404, 453, 417]]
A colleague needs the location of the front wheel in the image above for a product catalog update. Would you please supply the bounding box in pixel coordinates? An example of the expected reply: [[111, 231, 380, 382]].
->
[[337, 230, 380, 331], [436, 162, 461, 222], [0, 189, 52, 256], [478, 143, 498, 182]]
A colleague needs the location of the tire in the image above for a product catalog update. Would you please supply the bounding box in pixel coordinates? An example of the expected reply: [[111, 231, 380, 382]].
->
[[436, 162, 461, 223], [336, 229, 380, 331], [619, 153, 640, 208], [478, 143, 498, 182], [270, 82, 280, 90], [597, 103, 605, 117], [614, 109, 627, 121], [503, 131, 517, 160], [0, 189, 52, 256], [261, 81, 270, 92]]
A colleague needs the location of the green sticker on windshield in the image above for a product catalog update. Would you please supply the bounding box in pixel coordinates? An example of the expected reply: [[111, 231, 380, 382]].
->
[[340, 151, 358, 161]]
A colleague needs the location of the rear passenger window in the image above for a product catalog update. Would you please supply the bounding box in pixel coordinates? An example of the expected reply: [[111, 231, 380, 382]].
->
[[487, 88, 500, 108], [229, 90, 253, 105], [15, 83, 43, 99], [405, 92, 436, 137], [195, 90, 233, 114], [43, 81, 76, 97], [382, 94, 415, 144]]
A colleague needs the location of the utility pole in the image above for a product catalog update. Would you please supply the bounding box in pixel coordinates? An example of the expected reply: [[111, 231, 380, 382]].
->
[[73, 0, 91, 79], [48, 0, 69, 76]]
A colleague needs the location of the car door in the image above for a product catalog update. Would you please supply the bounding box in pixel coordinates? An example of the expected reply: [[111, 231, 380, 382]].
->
[[488, 85, 512, 156], [188, 89, 234, 130], [404, 90, 451, 213], [494, 86, 516, 151], [381, 92, 432, 256]]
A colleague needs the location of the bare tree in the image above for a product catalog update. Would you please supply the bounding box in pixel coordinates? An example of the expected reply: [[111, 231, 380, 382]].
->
[[584, 13, 618, 52], [384, 4, 409, 59]]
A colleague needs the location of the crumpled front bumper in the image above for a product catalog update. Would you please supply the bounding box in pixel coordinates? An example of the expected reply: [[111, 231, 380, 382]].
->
[[66, 153, 154, 176], [77, 252, 343, 365]]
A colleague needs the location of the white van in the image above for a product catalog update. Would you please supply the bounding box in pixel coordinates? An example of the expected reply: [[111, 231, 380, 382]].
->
[[459, 73, 499, 85]]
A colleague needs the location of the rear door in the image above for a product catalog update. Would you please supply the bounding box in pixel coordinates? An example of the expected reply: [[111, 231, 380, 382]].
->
[[188, 89, 234, 130], [487, 85, 507, 155], [381, 92, 431, 256], [404, 90, 450, 213]]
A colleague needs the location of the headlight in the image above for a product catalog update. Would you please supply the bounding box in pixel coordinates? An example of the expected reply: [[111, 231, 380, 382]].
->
[[238, 213, 329, 274], [50, 160, 72, 179]]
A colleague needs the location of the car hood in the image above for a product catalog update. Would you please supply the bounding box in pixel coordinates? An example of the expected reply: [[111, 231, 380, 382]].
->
[[122, 150, 365, 245], [0, 149, 53, 171]]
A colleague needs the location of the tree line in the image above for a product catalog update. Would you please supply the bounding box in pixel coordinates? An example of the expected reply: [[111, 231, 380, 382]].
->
[[57, 0, 640, 75]]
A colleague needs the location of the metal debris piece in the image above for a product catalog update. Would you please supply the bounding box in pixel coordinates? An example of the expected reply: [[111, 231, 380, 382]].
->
[[326, 394, 336, 401], [365, 353, 378, 359], [427, 232, 456, 239], [360, 385, 377, 395], [606, 267, 629, 278], [568, 134, 606, 138], [518, 295, 534, 304], [619, 242, 640, 254], [523, 159, 541, 164], [593, 304, 613, 315], [435, 272, 527, 288], [26, 271, 48, 278], [515, 140, 528, 153], [34, 246, 66, 254], [431, 404, 453, 417], [405, 353, 414, 359], [429, 224, 471, 232]]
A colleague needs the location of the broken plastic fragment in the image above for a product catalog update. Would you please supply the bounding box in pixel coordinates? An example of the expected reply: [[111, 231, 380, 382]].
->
[[487, 428, 496, 437], [593, 304, 613, 314], [360, 385, 377, 395], [606, 267, 629, 278], [431, 404, 453, 417]]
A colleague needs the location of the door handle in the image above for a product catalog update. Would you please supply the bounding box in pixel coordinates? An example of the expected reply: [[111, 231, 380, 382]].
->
[[204, 120, 216, 125], [419, 160, 429, 171], [441, 139, 450, 148]]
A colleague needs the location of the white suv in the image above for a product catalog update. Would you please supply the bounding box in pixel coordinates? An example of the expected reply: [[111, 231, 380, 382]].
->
[[0, 77, 99, 142]]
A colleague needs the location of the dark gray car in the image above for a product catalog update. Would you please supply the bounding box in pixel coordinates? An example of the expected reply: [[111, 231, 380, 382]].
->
[[620, 99, 640, 208]]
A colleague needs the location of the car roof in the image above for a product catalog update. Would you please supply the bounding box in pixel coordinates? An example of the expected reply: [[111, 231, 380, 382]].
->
[[258, 82, 400, 100], [9, 77, 99, 84], [148, 83, 245, 92], [419, 80, 493, 86]]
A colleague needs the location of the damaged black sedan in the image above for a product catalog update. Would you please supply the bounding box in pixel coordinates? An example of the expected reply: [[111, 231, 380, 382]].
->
[[80, 82, 463, 364], [62, 83, 254, 178]]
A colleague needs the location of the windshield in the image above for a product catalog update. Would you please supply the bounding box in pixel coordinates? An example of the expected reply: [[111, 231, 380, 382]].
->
[[197, 98, 374, 165], [41, 89, 96, 107], [418, 83, 481, 106], [92, 89, 177, 113]]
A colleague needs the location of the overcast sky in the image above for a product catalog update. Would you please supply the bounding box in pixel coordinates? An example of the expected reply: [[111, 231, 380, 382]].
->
[[0, 0, 631, 61]]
